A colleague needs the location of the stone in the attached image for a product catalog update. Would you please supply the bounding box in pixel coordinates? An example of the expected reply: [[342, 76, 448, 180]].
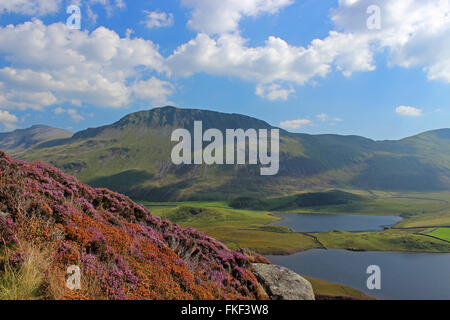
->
[[251, 263, 315, 300]]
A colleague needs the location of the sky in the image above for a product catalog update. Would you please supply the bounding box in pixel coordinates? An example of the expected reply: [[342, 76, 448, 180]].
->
[[0, 0, 449, 140]]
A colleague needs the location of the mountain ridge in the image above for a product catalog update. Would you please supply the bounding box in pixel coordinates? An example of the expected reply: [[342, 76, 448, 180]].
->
[[15, 106, 450, 201], [0, 125, 73, 152]]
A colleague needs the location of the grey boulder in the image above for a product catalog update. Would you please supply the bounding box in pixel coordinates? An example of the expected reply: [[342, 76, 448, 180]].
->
[[251, 263, 315, 300]]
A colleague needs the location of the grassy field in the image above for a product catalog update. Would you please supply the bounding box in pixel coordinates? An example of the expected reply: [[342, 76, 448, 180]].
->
[[269, 189, 450, 216], [304, 277, 373, 300], [141, 190, 450, 254], [426, 228, 450, 242], [140, 190, 450, 299], [142, 201, 318, 254], [315, 229, 450, 252]]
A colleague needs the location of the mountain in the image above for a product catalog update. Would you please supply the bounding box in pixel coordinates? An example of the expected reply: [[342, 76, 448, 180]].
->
[[0, 125, 73, 152], [17, 106, 450, 201], [0, 150, 268, 300]]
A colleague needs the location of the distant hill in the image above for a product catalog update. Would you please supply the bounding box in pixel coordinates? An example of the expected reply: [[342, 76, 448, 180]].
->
[[18, 106, 450, 201], [0, 125, 72, 152], [230, 190, 365, 211]]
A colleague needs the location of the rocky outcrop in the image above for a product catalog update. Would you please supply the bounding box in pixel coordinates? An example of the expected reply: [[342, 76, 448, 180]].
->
[[251, 263, 315, 300]]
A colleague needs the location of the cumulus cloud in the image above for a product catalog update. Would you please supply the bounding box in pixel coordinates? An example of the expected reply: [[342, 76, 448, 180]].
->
[[316, 113, 329, 122], [3, 0, 450, 106], [332, 0, 450, 82], [167, 32, 374, 85], [143, 11, 174, 29], [0, 110, 19, 130], [131, 77, 175, 105], [169, 0, 450, 101], [0, 0, 125, 17], [168, 1, 377, 101], [181, 0, 294, 34], [396, 105, 423, 117], [279, 118, 312, 130], [54, 107, 84, 121], [316, 113, 344, 125], [0, 20, 172, 111], [0, 0, 61, 16], [256, 83, 294, 101]]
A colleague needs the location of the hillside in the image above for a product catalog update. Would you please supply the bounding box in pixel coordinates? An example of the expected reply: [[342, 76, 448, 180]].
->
[[0, 125, 73, 153], [0, 150, 267, 300], [18, 106, 450, 201]]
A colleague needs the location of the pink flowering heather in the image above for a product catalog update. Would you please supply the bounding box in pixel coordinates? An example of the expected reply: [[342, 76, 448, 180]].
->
[[0, 150, 266, 300]]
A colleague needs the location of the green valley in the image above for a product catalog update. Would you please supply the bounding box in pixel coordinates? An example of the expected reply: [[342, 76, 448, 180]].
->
[[141, 189, 450, 254], [4, 106, 450, 300]]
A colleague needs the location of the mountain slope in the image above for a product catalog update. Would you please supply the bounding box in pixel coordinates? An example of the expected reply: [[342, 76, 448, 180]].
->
[[0, 125, 73, 152], [0, 150, 266, 300], [18, 107, 450, 201]]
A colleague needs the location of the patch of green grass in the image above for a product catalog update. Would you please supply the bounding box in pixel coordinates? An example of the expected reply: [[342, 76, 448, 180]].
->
[[141, 201, 319, 255], [140, 192, 450, 300], [304, 276, 373, 300], [141, 190, 450, 253], [316, 229, 450, 253], [396, 211, 450, 228], [426, 228, 450, 242], [229, 190, 365, 211]]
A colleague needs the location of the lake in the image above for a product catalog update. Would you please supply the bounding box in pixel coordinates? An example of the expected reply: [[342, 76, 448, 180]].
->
[[271, 213, 403, 232], [266, 249, 450, 300], [267, 213, 450, 300]]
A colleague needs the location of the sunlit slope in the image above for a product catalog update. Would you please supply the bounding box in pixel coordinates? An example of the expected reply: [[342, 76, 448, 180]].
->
[[20, 106, 450, 201]]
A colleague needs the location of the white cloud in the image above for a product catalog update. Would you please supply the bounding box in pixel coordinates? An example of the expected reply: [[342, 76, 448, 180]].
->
[[316, 113, 329, 122], [332, 0, 450, 82], [131, 77, 175, 106], [54, 107, 84, 121], [169, 0, 450, 101], [316, 113, 344, 124], [167, 0, 375, 101], [143, 11, 174, 29], [181, 0, 294, 34], [0, 20, 172, 111], [54, 106, 64, 114], [0, 110, 19, 130], [167, 32, 374, 95], [0, 0, 61, 16], [0, 0, 125, 17], [256, 83, 294, 101], [396, 105, 423, 117], [3, 0, 450, 106], [279, 119, 312, 130]]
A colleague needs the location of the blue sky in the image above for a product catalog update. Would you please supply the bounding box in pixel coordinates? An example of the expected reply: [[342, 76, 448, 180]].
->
[[0, 0, 449, 140]]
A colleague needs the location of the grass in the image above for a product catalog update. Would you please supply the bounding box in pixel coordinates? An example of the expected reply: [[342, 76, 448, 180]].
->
[[315, 229, 450, 253], [426, 228, 450, 242], [141, 190, 450, 254], [140, 190, 450, 299], [0, 243, 49, 300], [142, 202, 318, 254], [230, 190, 365, 211], [305, 276, 372, 300], [396, 211, 450, 228]]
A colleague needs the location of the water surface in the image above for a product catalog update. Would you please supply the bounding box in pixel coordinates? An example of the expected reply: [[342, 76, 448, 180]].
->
[[272, 213, 402, 233], [266, 249, 450, 300]]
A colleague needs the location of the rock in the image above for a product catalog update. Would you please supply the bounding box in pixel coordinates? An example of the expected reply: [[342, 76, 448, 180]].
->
[[251, 263, 315, 300]]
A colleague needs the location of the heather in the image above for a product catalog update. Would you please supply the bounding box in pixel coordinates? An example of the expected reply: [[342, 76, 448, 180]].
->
[[0, 151, 266, 300]]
